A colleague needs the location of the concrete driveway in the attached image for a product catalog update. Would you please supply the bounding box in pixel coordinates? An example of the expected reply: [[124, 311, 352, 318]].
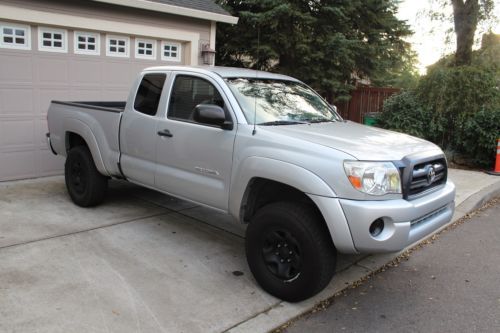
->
[[1, 170, 499, 333]]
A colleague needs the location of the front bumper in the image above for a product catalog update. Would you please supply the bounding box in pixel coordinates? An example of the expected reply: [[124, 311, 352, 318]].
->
[[340, 181, 455, 253], [309, 181, 455, 254]]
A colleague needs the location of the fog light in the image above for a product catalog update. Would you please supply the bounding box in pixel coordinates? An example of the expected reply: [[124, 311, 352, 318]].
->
[[369, 219, 384, 237]]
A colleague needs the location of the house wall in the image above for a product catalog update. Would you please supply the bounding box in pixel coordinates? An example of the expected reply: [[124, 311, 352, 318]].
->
[[0, 0, 214, 181]]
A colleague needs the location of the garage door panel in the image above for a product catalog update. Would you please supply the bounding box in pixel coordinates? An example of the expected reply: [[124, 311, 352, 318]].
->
[[36, 149, 64, 176], [100, 88, 128, 101], [37, 57, 69, 84], [1, 26, 193, 181], [0, 53, 33, 83], [0, 88, 34, 115], [70, 88, 102, 101], [35, 117, 50, 147], [69, 59, 102, 85], [134, 62, 155, 73], [0, 119, 35, 147], [0, 151, 35, 181], [38, 88, 70, 114], [103, 61, 136, 88]]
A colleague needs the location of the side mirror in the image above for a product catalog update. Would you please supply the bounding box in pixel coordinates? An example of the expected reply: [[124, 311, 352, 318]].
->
[[193, 104, 233, 130]]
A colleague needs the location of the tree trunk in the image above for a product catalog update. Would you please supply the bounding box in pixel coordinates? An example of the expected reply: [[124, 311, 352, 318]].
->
[[451, 0, 479, 66]]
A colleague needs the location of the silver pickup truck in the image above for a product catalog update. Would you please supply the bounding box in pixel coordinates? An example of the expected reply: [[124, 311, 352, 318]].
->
[[47, 66, 455, 302]]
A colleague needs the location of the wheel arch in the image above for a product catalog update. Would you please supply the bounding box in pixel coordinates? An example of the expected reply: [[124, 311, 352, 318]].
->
[[230, 157, 336, 222], [239, 177, 324, 224], [63, 118, 108, 176]]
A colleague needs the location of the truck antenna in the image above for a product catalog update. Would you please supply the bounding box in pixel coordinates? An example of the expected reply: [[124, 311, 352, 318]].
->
[[252, 25, 260, 136]]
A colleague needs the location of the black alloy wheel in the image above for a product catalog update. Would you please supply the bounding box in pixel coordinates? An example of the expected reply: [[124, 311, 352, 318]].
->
[[65, 145, 108, 207], [262, 229, 302, 281], [246, 201, 337, 302], [68, 158, 87, 196]]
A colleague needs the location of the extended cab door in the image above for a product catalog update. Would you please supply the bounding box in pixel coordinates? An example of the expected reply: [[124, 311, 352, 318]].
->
[[120, 72, 168, 187], [154, 73, 237, 211]]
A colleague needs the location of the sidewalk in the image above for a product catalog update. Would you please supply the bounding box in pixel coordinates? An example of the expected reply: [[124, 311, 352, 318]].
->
[[0, 169, 499, 333]]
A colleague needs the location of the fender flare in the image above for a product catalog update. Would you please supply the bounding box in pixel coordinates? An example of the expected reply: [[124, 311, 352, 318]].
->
[[228, 156, 337, 219], [63, 117, 109, 176]]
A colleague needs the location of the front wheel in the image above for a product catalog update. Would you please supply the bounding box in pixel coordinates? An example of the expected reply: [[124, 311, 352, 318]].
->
[[65, 145, 108, 207], [245, 202, 336, 302]]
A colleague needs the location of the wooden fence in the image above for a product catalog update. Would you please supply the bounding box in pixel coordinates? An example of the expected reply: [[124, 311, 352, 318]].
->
[[335, 86, 400, 123]]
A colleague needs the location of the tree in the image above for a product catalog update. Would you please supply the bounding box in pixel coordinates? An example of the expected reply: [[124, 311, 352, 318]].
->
[[428, 0, 495, 66], [216, 0, 414, 101], [451, 0, 480, 65]]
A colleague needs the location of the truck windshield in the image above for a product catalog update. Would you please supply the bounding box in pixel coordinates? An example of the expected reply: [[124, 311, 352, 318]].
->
[[225, 78, 341, 125]]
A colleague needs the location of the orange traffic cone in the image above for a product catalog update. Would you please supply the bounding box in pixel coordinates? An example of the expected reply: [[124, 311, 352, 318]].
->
[[487, 138, 500, 175]]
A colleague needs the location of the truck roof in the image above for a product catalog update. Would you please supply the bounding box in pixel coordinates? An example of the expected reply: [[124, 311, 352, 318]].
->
[[143, 66, 300, 82]]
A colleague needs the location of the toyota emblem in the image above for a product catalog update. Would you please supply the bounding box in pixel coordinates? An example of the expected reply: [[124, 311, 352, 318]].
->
[[427, 166, 436, 185]]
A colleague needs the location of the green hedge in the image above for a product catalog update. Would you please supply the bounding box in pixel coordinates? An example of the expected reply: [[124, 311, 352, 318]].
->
[[378, 91, 432, 138], [379, 65, 499, 168], [455, 106, 500, 167], [417, 66, 499, 148]]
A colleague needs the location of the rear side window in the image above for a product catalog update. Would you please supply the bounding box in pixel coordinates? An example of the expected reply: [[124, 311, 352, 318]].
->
[[134, 73, 166, 116]]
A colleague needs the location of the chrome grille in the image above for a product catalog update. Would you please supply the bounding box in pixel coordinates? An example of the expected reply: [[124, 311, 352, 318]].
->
[[407, 158, 447, 197]]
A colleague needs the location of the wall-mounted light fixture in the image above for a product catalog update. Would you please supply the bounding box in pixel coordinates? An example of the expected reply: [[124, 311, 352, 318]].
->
[[201, 44, 216, 65]]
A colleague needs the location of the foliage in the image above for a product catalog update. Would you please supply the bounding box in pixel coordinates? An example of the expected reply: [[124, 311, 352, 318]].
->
[[215, 0, 414, 101], [370, 47, 420, 90], [474, 32, 500, 72], [455, 106, 500, 167], [379, 36, 500, 167], [378, 91, 434, 138], [417, 64, 499, 147]]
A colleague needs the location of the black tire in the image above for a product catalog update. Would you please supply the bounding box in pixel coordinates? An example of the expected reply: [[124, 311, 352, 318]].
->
[[245, 201, 337, 302], [65, 145, 108, 207]]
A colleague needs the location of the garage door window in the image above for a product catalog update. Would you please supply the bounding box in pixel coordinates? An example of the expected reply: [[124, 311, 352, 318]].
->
[[74, 31, 99, 55], [0, 22, 30, 50], [161, 41, 180, 62], [135, 39, 156, 60], [106, 35, 129, 57], [38, 27, 67, 53]]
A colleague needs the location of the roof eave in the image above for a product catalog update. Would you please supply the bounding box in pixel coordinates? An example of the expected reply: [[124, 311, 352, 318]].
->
[[91, 0, 238, 24]]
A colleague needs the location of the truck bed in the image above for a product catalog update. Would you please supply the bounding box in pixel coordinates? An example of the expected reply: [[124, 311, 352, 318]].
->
[[51, 101, 126, 113], [47, 100, 125, 177]]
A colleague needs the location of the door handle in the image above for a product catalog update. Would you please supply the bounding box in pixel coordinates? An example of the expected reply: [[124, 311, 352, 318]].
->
[[157, 129, 173, 137]]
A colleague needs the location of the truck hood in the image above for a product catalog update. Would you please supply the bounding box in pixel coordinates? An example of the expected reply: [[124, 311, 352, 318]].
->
[[263, 121, 442, 161]]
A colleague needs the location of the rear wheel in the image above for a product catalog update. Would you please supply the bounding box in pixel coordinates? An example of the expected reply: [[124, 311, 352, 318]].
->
[[245, 201, 336, 302], [65, 145, 107, 207]]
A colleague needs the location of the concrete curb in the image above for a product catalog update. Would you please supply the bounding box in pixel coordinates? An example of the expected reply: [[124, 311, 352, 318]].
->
[[225, 180, 500, 333]]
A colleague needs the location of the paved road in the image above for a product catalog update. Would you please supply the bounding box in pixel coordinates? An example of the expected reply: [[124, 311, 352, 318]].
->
[[284, 199, 500, 333]]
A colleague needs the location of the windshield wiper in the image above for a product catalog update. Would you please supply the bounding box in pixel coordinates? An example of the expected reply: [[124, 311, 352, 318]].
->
[[307, 119, 336, 123], [258, 120, 308, 126]]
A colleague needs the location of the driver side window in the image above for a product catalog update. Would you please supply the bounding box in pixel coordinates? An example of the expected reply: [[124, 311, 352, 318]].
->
[[168, 75, 225, 122]]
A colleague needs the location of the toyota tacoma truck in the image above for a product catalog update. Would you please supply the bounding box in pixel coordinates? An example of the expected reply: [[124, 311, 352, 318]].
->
[[47, 66, 456, 302]]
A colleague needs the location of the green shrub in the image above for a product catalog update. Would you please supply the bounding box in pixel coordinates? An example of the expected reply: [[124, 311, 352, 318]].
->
[[455, 107, 500, 168], [378, 91, 433, 139], [416, 65, 499, 148], [378, 35, 499, 168]]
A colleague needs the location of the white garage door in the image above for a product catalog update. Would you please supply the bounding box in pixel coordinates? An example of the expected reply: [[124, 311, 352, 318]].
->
[[0, 23, 186, 181]]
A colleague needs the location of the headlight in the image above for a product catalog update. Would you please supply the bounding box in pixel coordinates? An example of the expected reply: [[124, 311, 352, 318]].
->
[[343, 161, 401, 195]]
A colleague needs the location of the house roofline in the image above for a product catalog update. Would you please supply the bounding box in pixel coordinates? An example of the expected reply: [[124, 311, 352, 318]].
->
[[91, 0, 238, 24]]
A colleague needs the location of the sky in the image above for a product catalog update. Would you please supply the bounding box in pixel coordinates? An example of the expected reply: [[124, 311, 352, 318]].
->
[[396, 0, 500, 73]]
